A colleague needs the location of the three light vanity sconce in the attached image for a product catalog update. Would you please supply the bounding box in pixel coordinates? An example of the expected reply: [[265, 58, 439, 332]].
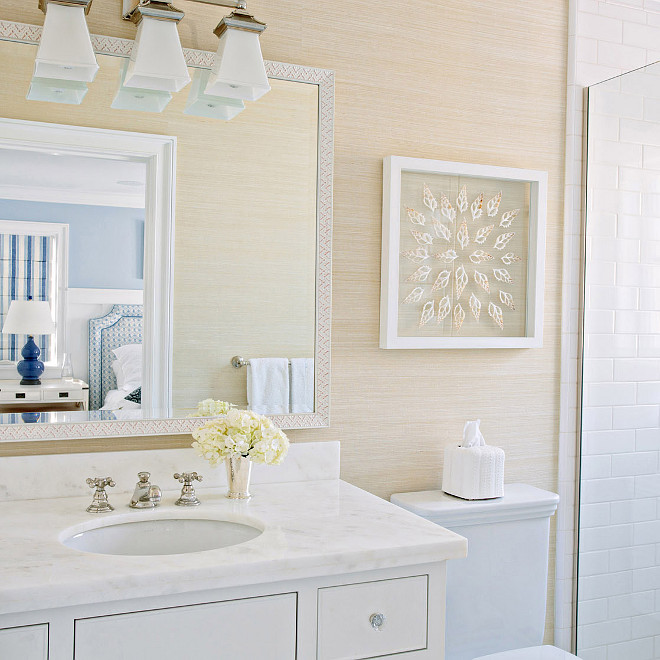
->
[[28, 0, 270, 120]]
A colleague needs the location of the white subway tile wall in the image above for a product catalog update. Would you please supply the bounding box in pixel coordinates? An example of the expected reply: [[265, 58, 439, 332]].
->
[[559, 0, 660, 653]]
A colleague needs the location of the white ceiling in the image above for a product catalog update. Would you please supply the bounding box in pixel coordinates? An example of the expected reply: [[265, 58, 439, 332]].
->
[[0, 148, 147, 209]]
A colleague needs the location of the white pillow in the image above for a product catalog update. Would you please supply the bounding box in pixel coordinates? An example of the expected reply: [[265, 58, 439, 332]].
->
[[101, 389, 141, 411], [112, 343, 142, 389], [111, 360, 126, 390]]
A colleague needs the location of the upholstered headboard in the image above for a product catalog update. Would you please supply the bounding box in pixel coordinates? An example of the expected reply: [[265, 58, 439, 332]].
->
[[88, 304, 143, 411]]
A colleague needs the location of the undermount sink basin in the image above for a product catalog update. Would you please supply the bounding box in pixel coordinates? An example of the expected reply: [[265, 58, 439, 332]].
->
[[61, 517, 263, 556]]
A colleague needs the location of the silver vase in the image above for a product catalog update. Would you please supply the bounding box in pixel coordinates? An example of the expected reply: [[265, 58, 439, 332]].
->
[[225, 456, 252, 499]]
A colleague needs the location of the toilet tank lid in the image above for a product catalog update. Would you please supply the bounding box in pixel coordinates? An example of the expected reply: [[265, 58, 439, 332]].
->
[[390, 484, 559, 527], [473, 646, 578, 660]]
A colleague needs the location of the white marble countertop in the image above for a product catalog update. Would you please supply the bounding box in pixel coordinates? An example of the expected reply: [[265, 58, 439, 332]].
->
[[0, 479, 467, 616]]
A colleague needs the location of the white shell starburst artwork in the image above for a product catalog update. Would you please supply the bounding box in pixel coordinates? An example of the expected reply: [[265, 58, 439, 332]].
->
[[399, 182, 526, 335], [382, 156, 546, 348]]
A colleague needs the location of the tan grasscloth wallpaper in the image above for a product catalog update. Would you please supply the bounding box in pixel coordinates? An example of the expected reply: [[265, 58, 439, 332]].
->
[[0, 0, 568, 638]]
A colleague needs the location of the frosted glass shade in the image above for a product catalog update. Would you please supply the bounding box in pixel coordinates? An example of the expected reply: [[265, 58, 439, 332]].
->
[[112, 60, 172, 113], [204, 29, 270, 102], [34, 3, 98, 83], [185, 69, 245, 120], [124, 17, 191, 93], [2, 300, 56, 335], [27, 77, 88, 105]]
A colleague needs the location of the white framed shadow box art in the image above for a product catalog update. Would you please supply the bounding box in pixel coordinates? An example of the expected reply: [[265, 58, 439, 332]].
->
[[380, 156, 547, 349]]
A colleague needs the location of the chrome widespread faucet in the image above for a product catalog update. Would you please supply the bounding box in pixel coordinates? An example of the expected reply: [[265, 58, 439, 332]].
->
[[129, 471, 162, 509]]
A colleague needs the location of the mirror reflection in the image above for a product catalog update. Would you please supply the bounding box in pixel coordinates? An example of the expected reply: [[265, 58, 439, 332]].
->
[[0, 38, 320, 427], [0, 150, 146, 420]]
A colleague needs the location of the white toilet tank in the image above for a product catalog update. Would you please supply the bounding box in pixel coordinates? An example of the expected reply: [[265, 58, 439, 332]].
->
[[391, 484, 559, 660]]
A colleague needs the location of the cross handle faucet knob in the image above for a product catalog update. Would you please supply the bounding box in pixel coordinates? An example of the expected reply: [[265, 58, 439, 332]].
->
[[85, 476, 115, 513], [173, 472, 202, 485], [86, 476, 115, 490], [173, 472, 203, 506]]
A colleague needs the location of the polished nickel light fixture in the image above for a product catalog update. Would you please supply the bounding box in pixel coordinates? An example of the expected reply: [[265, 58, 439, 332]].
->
[[198, 0, 270, 102], [34, 0, 98, 82], [29, 0, 270, 116], [28, 0, 98, 105], [182, 0, 269, 120], [121, 1, 191, 93]]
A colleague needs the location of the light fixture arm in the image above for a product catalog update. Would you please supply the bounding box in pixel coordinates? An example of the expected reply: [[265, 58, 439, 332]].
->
[[122, 0, 247, 18], [122, 0, 185, 23], [188, 0, 248, 9]]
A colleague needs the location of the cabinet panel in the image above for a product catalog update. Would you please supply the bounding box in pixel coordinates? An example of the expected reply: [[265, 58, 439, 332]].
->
[[74, 593, 296, 660], [318, 575, 428, 660], [0, 624, 48, 660]]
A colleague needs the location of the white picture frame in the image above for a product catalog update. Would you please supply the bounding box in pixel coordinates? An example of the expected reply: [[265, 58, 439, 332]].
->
[[380, 156, 547, 349]]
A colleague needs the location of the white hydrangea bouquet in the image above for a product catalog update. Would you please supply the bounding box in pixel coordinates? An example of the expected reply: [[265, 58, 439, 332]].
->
[[192, 403, 289, 499]]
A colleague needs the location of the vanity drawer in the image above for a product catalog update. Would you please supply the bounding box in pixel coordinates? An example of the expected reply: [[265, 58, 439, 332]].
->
[[74, 592, 296, 660], [0, 390, 40, 401], [42, 389, 84, 402], [0, 623, 48, 660], [317, 575, 428, 660]]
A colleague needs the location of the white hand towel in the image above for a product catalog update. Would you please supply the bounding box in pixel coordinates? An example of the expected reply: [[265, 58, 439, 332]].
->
[[247, 358, 290, 415], [290, 358, 314, 413]]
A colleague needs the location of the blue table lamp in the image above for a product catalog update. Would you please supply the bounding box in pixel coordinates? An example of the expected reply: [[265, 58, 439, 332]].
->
[[2, 299, 56, 386]]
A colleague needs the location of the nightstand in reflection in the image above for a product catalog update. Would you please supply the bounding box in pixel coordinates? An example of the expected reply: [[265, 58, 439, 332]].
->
[[0, 378, 89, 413]]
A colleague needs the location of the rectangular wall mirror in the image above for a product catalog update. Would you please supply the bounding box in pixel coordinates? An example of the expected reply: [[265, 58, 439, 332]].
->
[[0, 21, 333, 442]]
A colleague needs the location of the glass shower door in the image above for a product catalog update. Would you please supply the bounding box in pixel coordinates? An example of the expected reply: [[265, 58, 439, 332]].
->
[[579, 61, 660, 660]]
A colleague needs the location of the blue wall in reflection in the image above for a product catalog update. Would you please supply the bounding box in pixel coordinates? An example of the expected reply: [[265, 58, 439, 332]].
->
[[0, 200, 144, 290]]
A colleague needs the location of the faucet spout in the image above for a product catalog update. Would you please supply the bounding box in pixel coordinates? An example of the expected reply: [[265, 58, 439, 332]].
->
[[147, 484, 163, 501], [129, 472, 162, 509]]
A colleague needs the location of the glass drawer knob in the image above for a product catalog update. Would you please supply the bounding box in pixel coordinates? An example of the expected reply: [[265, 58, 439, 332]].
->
[[370, 613, 386, 630]]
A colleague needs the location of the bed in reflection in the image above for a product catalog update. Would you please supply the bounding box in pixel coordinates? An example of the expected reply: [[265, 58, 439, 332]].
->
[[88, 304, 143, 418]]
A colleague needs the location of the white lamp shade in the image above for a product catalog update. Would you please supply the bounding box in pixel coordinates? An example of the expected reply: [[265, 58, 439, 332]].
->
[[124, 17, 191, 93], [2, 300, 56, 335], [185, 69, 245, 120], [34, 3, 98, 83], [27, 77, 88, 105], [112, 60, 172, 113], [204, 29, 270, 102]]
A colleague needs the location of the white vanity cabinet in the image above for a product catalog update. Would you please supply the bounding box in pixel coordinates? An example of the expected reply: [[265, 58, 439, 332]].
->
[[0, 624, 48, 660], [0, 563, 447, 660]]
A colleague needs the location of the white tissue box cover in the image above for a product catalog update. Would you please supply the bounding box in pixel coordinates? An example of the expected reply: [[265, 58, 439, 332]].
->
[[442, 444, 505, 500]]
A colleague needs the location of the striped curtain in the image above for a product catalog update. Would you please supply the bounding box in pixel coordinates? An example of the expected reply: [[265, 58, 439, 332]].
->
[[0, 234, 54, 362]]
